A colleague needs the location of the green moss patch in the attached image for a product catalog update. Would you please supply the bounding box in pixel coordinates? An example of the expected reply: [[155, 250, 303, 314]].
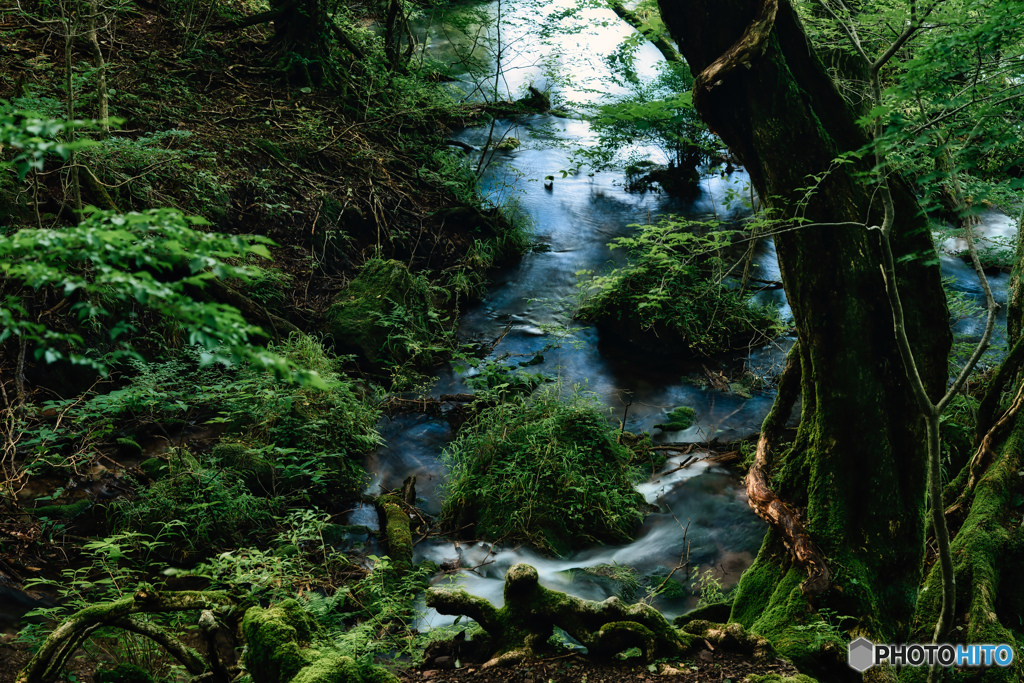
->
[[325, 258, 443, 367], [655, 405, 696, 431], [242, 600, 399, 683]]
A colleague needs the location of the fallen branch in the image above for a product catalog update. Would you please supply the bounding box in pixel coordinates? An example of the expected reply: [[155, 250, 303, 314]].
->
[[426, 563, 693, 667], [18, 590, 238, 683]]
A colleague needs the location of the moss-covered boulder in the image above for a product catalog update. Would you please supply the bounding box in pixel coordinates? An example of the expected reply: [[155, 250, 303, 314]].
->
[[654, 405, 696, 431], [325, 258, 441, 367], [242, 600, 399, 683], [212, 441, 275, 494], [243, 600, 323, 683], [138, 457, 168, 481]]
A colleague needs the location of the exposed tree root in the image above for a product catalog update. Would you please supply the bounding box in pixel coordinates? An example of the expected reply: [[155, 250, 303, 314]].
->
[[17, 590, 238, 683], [945, 379, 1024, 526], [744, 345, 830, 599], [910, 411, 1024, 683], [426, 563, 694, 666]]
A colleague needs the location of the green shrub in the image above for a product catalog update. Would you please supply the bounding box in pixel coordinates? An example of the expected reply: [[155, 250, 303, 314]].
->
[[439, 386, 646, 555], [217, 335, 383, 496], [94, 662, 156, 683], [109, 452, 279, 555], [576, 218, 783, 356], [324, 258, 446, 368]]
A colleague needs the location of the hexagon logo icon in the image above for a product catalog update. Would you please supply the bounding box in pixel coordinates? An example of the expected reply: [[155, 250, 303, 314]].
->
[[848, 637, 875, 672]]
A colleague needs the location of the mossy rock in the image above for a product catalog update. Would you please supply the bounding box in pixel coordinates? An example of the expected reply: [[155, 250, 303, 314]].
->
[[212, 442, 275, 494], [494, 137, 521, 151], [116, 437, 144, 458], [138, 457, 167, 480], [242, 600, 399, 683], [95, 663, 155, 683], [320, 523, 372, 546], [324, 258, 441, 366], [655, 405, 696, 431], [166, 449, 202, 476], [243, 600, 324, 683], [33, 498, 92, 519]]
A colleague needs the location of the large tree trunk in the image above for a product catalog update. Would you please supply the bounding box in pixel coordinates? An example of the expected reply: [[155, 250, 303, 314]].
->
[[657, 0, 951, 672], [271, 0, 332, 85]]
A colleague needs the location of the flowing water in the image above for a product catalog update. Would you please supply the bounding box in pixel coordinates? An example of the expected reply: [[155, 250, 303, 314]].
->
[[359, 0, 1016, 625]]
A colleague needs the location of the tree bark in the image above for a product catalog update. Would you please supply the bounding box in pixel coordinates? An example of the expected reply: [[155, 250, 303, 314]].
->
[[658, 0, 951, 666], [270, 0, 332, 85]]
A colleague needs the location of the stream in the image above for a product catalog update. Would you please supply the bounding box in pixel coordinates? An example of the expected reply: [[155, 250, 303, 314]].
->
[[351, 0, 1015, 627]]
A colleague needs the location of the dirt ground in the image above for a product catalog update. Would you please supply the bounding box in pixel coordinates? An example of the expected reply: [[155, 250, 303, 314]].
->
[[0, 637, 802, 683], [400, 650, 803, 683]]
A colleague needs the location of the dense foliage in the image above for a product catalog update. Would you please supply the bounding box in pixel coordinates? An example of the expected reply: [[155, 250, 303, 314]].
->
[[439, 386, 647, 556], [581, 63, 716, 193], [576, 218, 783, 356]]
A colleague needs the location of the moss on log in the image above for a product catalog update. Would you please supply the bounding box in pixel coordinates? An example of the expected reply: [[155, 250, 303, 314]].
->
[[17, 590, 238, 683], [376, 493, 413, 574], [242, 599, 399, 683], [426, 563, 694, 666]]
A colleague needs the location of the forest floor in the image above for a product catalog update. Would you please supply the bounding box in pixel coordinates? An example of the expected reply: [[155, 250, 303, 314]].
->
[[401, 651, 803, 683], [0, 635, 804, 683]]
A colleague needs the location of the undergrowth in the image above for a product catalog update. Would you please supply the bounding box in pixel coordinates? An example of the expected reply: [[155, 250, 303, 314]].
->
[[576, 217, 784, 356], [438, 384, 647, 556]]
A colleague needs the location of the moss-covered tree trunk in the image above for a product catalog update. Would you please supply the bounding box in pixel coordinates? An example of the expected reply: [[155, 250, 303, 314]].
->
[[904, 228, 1024, 683], [657, 0, 951, 669], [271, 0, 333, 85]]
